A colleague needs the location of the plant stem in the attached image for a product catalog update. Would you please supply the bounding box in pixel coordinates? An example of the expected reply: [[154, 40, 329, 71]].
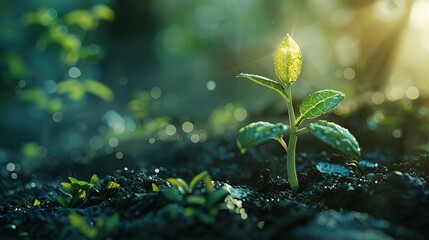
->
[[285, 86, 299, 193]]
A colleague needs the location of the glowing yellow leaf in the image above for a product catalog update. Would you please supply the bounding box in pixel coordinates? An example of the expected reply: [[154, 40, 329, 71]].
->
[[274, 34, 302, 85]]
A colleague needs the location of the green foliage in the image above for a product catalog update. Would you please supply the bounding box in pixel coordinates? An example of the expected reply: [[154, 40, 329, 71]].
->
[[152, 183, 160, 192], [54, 174, 119, 207], [298, 90, 345, 120], [69, 212, 119, 240], [236, 73, 285, 96], [21, 142, 42, 159], [308, 120, 361, 159], [33, 199, 41, 207], [22, 5, 114, 65], [237, 34, 361, 192], [166, 170, 214, 194], [57, 79, 114, 102], [19, 88, 62, 113], [64, 4, 114, 31], [90, 174, 120, 201], [237, 121, 289, 153], [0, 53, 28, 79], [54, 176, 94, 208], [161, 171, 229, 224], [11, 3, 115, 120]]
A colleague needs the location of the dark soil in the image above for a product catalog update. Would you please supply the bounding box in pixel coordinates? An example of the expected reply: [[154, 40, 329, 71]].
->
[[1, 103, 429, 239]]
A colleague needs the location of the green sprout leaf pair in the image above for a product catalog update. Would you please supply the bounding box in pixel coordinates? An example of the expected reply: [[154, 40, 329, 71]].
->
[[54, 174, 120, 207], [54, 176, 94, 207], [90, 174, 120, 201], [161, 171, 229, 225], [237, 91, 359, 160], [166, 170, 214, 195], [236, 33, 361, 192]]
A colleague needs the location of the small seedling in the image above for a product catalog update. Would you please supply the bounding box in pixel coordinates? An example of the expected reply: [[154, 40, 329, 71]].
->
[[90, 174, 120, 201], [161, 171, 229, 224], [69, 212, 119, 240], [166, 170, 214, 194], [54, 176, 94, 207], [237, 34, 361, 193]]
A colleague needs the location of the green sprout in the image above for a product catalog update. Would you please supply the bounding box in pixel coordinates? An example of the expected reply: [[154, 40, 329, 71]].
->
[[54, 176, 94, 207], [69, 212, 119, 240], [166, 170, 214, 194], [237, 34, 361, 193], [90, 174, 120, 201], [160, 171, 229, 224], [54, 174, 120, 207]]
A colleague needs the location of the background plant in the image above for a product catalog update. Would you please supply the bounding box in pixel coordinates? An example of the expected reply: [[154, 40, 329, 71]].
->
[[90, 174, 120, 201], [54, 175, 94, 207], [69, 212, 119, 240], [160, 171, 229, 224], [237, 34, 361, 193]]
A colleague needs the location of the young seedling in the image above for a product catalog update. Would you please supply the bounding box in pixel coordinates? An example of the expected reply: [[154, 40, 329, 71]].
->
[[69, 212, 119, 240], [54, 176, 94, 207], [237, 34, 361, 193], [161, 171, 229, 224], [90, 174, 120, 201], [166, 170, 214, 195]]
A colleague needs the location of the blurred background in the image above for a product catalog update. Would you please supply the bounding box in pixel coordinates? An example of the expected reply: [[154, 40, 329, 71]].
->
[[1, 0, 429, 180]]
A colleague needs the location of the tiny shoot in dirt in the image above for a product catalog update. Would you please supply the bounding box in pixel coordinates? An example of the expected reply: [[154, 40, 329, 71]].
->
[[237, 34, 361, 193]]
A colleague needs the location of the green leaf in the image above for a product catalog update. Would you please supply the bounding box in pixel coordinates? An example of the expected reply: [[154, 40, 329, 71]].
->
[[203, 174, 214, 193], [69, 212, 97, 239], [185, 195, 207, 206], [166, 178, 190, 194], [274, 34, 302, 85], [61, 182, 72, 191], [64, 10, 95, 30], [308, 120, 361, 159], [84, 79, 114, 102], [299, 90, 344, 119], [106, 181, 119, 189], [57, 79, 85, 101], [92, 4, 115, 21], [189, 171, 208, 192], [1, 53, 28, 79], [59, 188, 72, 198], [54, 195, 70, 207], [33, 199, 41, 207], [152, 183, 160, 192], [236, 73, 284, 95], [163, 187, 184, 202], [68, 177, 79, 183], [237, 121, 289, 153], [159, 204, 183, 218], [19, 88, 49, 110], [78, 189, 87, 198], [207, 188, 228, 209], [197, 212, 216, 224], [90, 174, 101, 190], [77, 180, 91, 187]]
